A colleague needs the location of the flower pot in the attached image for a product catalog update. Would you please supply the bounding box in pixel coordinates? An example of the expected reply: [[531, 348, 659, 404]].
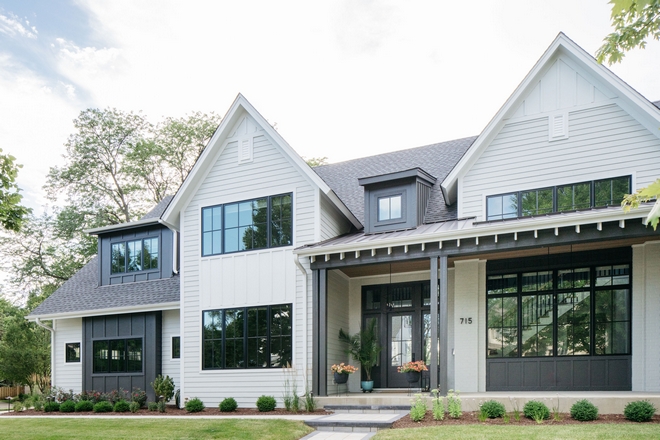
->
[[405, 371, 421, 384], [334, 372, 349, 384], [361, 380, 374, 393]]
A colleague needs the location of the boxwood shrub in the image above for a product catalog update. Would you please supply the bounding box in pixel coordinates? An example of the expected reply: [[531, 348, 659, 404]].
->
[[44, 402, 60, 412], [523, 400, 550, 421], [75, 400, 94, 412], [219, 397, 238, 412], [256, 395, 277, 412], [624, 400, 656, 422], [185, 397, 205, 413], [113, 400, 131, 412], [93, 401, 114, 413], [480, 400, 506, 418], [570, 399, 598, 421], [59, 400, 76, 413]]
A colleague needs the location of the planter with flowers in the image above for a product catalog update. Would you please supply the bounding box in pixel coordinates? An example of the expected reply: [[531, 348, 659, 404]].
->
[[398, 360, 428, 385], [331, 363, 358, 384]]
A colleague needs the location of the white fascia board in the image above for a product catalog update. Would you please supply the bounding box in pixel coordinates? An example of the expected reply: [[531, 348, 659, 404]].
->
[[26, 302, 180, 321], [162, 93, 362, 231], [441, 32, 660, 205], [294, 206, 653, 257]]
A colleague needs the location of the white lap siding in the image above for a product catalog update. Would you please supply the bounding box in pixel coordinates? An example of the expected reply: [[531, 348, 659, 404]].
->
[[326, 270, 349, 392], [53, 318, 82, 392], [161, 309, 180, 400], [180, 112, 318, 407]]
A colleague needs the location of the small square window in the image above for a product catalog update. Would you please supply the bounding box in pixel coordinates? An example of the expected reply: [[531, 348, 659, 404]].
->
[[65, 342, 80, 363], [378, 195, 402, 221], [172, 336, 180, 359]]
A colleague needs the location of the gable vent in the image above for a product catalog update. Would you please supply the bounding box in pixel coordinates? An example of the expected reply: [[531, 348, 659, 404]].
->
[[549, 113, 568, 141], [238, 137, 253, 164]]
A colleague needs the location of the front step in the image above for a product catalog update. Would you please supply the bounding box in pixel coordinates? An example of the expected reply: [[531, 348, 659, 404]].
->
[[305, 412, 408, 433], [324, 404, 410, 414]]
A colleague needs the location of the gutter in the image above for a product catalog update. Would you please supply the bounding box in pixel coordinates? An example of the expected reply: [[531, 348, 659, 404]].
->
[[35, 318, 55, 389], [293, 255, 310, 386]]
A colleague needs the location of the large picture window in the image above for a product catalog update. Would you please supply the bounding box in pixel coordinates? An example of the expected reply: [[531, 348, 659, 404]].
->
[[92, 338, 143, 373], [203, 304, 292, 369], [487, 263, 630, 359], [486, 176, 630, 221], [202, 193, 292, 256], [111, 237, 159, 274]]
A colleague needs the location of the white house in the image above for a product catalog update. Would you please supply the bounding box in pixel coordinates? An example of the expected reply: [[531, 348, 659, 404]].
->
[[29, 33, 660, 406]]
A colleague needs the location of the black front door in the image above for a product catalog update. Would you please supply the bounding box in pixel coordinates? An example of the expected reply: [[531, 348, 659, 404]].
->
[[363, 281, 433, 388]]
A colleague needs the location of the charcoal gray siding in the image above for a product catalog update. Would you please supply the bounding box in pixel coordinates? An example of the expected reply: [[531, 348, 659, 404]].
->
[[98, 225, 174, 286], [82, 312, 162, 401]]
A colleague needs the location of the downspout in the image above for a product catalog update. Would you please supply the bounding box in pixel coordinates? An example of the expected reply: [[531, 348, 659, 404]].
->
[[35, 318, 55, 390], [294, 255, 310, 390]]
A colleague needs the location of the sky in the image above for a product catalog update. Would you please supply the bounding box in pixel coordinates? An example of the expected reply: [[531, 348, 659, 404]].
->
[[1, 0, 660, 213]]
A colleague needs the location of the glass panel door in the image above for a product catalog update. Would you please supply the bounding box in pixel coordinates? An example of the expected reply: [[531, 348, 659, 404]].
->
[[388, 313, 413, 388]]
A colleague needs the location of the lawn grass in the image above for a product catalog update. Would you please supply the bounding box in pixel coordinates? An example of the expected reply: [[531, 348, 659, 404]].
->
[[0, 418, 314, 439], [374, 424, 660, 440]]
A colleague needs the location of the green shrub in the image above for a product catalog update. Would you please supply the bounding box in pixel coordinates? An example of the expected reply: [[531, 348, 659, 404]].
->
[[75, 400, 94, 412], [409, 394, 427, 422], [570, 399, 599, 421], [158, 400, 167, 413], [447, 390, 462, 419], [147, 401, 158, 411], [129, 401, 140, 413], [44, 401, 60, 412], [113, 400, 131, 412], [131, 388, 147, 408], [93, 401, 114, 413], [31, 397, 44, 411], [256, 395, 277, 412], [151, 375, 175, 402], [624, 400, 656, 422], [59, 400, 76, 413], [480, 400, 506, 418], [185, 397, 205, 413], [219, 397, 238, 412], [11, 401, 24, 412], [523, 400, 550, 422]]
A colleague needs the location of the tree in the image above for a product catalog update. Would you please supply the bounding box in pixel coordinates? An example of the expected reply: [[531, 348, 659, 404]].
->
[[304, 156, 329, 167], [0, 149, 29, 231], [597, 0, 660, 64], [622, 178, 660, 229]]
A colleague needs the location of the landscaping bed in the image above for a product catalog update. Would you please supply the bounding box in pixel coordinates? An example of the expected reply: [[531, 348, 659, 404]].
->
[[392, 411, 660, 429], [4, 405, 327, 417]]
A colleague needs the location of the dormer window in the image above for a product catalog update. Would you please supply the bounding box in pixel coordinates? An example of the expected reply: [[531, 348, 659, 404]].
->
[[359, 168, 436, 234], [378, 195, 402, 221], [111, 238, 159, 274]]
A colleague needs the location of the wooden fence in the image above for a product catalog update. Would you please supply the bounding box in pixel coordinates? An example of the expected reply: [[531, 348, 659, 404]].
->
[[0, 386, 24, 399]]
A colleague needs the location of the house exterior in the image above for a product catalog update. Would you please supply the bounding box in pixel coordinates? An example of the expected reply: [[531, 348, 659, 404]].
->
[[28, 33, 660, 406]]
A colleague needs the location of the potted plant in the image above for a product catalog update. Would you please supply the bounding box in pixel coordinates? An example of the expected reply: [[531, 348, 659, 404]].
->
[[330, 363, 358, 384], [338, 319, 382, 393], [398, 360, 428, 385]]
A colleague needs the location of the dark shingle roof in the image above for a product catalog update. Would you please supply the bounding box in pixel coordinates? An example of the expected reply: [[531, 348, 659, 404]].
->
[[653, 100, 660, 109], [28, 256, 179, 318], [141, 195, 174, 220], [313, 136, 477, 225]]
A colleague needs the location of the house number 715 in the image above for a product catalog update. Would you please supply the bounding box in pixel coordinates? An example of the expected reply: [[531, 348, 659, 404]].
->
[[460, 318, 473, 324]]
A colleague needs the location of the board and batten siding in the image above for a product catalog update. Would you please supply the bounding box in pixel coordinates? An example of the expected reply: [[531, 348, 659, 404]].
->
[[53, 318, 82, 392], [460, 103, 660, 220], [161, 309, 180, 397], [180, 111, 320, 407]]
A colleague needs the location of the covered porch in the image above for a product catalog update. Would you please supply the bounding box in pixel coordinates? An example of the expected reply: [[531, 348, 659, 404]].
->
[[298, 207, 660, 397]]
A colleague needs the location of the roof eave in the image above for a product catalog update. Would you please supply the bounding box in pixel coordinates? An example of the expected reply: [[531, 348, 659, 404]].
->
[[26, 301, 180, 321], [85, 218, 162, 235]]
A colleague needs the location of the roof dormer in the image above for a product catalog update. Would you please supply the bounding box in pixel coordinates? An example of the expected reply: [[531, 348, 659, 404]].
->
[[359, 168, 436, 234]]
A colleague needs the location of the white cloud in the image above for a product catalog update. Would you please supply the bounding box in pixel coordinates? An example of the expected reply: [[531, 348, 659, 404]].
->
[[0, 12, 37, 39]]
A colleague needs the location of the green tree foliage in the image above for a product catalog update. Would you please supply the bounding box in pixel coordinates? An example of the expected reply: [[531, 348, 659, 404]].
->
[[0, 305, 50, 393], [622, 179, 660, 230], [597, 0, 660, 64], [304, 156, 329, 167], [0, 149, 29, 232]]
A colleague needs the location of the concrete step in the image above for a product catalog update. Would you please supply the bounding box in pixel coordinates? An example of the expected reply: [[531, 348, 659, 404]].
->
[[324, 404, 410, 414], [305, 413, 407, 433]]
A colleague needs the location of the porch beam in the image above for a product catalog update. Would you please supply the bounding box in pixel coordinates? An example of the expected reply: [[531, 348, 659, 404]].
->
[[439, 255, 449, 395], [430, 257, 439, 391]]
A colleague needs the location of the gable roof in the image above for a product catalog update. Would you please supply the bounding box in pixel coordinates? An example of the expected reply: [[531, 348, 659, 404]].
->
[[162, 94, 361, 230], [313, 136, 476, 225], [86, 195, 174, 235], [27, 256, 179, 319], [441, 32, 660, 205]]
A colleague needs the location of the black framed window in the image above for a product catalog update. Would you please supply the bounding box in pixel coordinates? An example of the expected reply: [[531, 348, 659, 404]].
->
[[487, 262, 630, 359], [202, 193, 292, 256], [111, 238, 159, 274], [377, 195, 402, 221], [202, 304, 292, 370], [92, 338, 142, 373], [172, 336, 180, 359], [65, 342, 80, 363], [486, 176, 631, 221]]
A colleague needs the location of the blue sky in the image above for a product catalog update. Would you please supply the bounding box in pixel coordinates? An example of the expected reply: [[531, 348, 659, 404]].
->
[[1, 1, 659, 213]]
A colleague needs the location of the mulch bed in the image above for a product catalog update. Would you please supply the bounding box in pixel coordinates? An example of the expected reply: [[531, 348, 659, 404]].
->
[[4, 405, 328, 417], [393, 411, 660, 429]]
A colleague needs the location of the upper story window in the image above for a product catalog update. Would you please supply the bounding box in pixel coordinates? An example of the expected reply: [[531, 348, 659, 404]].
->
[[111, 237, 159, 274], [486, 176, 630, 221], [202, 193, 292, 256], [378, 195, 402, 221]]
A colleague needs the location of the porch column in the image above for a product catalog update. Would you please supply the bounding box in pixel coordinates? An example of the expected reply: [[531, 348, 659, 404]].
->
[[439, 255, 449, 395], [430, 257, 439, 391], [312, 268, 328, 396]]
